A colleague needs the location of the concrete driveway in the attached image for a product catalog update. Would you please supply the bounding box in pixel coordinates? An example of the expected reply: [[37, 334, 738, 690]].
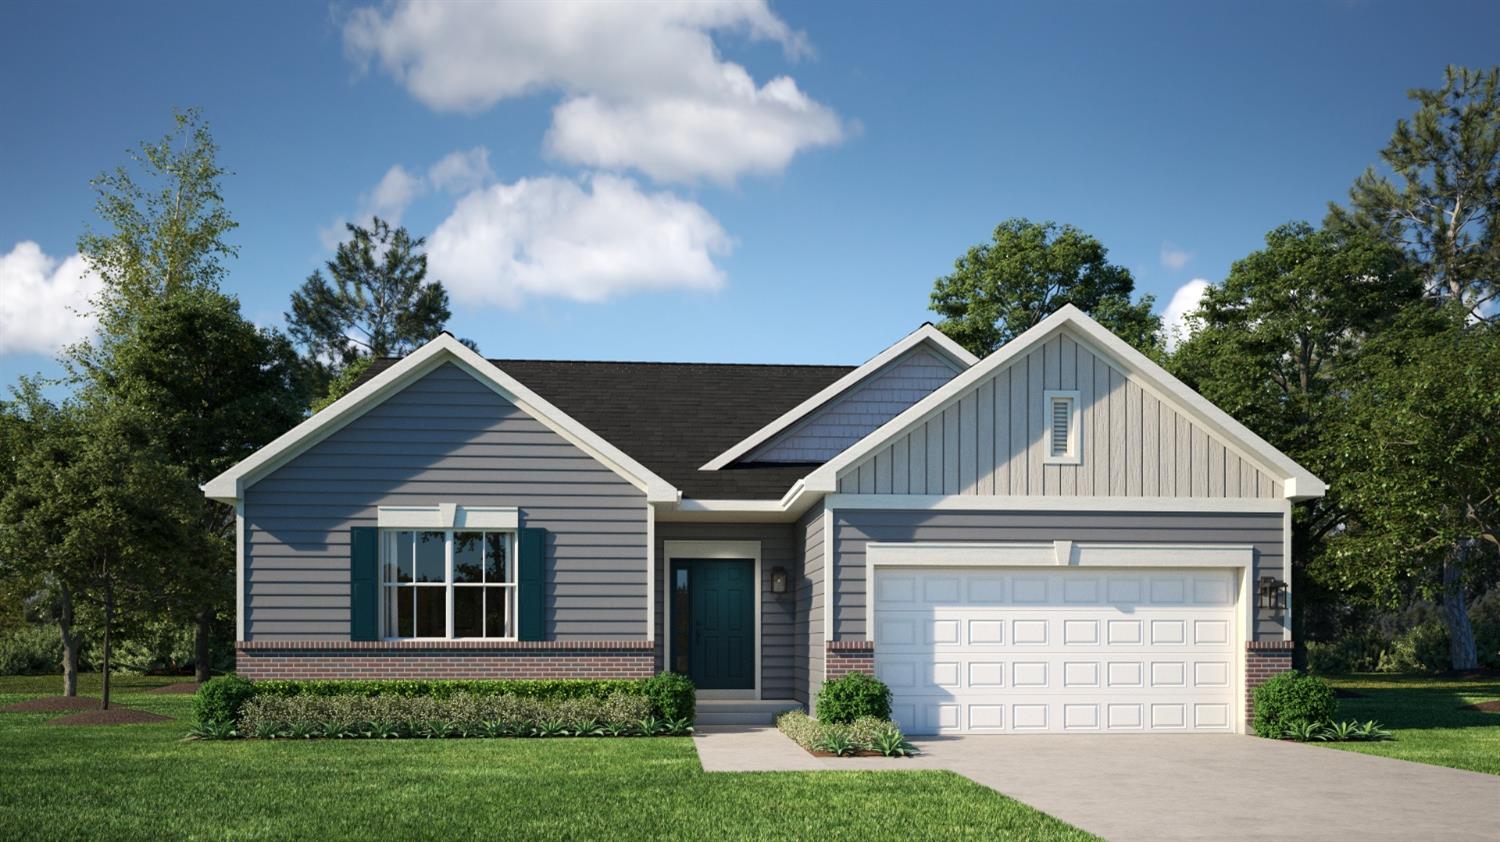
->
[[906, 734, 1500, 842], [693, 728, 1500, 841]]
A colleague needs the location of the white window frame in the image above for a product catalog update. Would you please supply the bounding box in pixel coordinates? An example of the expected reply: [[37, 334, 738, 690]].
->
[[1043, 389, 1081, 464], [379, 528, 518, 641]]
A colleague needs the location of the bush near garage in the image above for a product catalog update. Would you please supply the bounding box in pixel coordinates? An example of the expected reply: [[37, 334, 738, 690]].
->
[[815, 672, 892, 724], [1252, 671, 1338, 738]]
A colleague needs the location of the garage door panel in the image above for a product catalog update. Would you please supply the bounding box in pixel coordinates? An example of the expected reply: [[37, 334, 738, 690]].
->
[[874, 566, 1238, 735]]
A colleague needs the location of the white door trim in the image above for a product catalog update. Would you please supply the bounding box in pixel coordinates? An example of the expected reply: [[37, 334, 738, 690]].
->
[[662, 540, 762, 700], [865, 540, 1254, 734]]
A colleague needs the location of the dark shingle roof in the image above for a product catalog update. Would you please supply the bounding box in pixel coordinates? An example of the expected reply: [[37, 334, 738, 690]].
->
[[361, 356, 853, 500]]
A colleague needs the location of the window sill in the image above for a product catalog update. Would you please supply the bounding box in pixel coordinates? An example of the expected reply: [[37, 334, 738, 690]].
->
[[237, 640, 654, 651]]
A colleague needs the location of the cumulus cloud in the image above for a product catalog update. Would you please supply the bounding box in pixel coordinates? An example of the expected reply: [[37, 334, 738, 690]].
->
[[427, 147, 493, 194], [1159, 242, 1192, 271], [366, 165, 424, 224], [343, 1, 842, 183], [427, 173, 732, 308], [0, 242, 102, 355], [1161, 278, 1211, 349]]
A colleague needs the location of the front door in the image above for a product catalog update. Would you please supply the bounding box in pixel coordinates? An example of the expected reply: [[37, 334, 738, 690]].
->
[[670, 559, 755, 690]]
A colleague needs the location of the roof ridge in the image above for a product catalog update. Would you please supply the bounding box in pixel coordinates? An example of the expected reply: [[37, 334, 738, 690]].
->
[[488, 358, 856, 370]]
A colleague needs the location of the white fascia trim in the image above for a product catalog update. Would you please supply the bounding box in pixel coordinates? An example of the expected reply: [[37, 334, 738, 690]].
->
[[698, 325, 978, 471], [201, 334, 681, 505], [823, 494, 1288, 513], [865, 541, 1256, 568], [805, 305, 1325, 501], [376, 505, 519, 530]]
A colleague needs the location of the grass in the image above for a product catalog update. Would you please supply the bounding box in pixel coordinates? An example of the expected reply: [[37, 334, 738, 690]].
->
[[1316, 673, 1500, 775], [0, 675, 1095, 842]]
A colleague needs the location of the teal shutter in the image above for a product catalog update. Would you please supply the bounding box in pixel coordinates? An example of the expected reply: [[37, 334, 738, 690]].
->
[[350, 527, 379, 641], [518, 527, 545, 641]]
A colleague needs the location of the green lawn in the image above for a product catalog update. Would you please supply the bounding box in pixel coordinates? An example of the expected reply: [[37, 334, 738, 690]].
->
[[0, 675, 1094, 842], [1318, 673, 1500, 775]]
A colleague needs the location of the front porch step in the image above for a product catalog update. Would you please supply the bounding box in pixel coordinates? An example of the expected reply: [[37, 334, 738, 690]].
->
[[695, 699, 803, 726]]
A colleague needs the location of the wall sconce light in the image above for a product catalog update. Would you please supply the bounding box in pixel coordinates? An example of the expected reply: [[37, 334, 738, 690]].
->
[[770, 566, 789, 594], [1257, 576, 1287, 613]]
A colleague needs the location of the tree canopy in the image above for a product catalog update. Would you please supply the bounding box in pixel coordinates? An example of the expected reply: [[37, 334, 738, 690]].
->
[[930, 218, 1160, 357]]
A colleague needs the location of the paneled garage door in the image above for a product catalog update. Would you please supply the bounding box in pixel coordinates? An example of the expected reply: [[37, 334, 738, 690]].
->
[[873, 566, 1238, 734]]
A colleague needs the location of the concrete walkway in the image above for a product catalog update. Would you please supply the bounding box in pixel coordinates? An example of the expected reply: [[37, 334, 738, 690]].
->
[[693, 727, 1500, 842]]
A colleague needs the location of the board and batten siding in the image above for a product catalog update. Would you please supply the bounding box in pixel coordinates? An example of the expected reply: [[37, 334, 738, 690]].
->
[[243, 362, 648, 642], [654, 522, 799, 699], [797, 502, 826, 707], [751, 347, 963, 463], [832, 509, 1288, 642], [836, 332, 1283, 499]]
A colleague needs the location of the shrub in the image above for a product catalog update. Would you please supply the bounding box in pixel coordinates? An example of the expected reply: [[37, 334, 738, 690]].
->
[[1252, 671, 1337, 738], [1469, 588, 1500, 670], [816, 672, 891, 724], [1377, 621, 1450, 674], [640, 672, 695, 721], [0, 625, 62, 675], [776, 710, 916, 756], [251, 678, 644, 701], [1306, 631, 1384, 675], [236, 691, 653, 739], [194, 675, 256, 725]]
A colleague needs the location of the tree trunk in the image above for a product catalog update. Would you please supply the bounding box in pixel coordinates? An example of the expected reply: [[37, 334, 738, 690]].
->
[[195, 610, 212, 684], [57, 585, 81, 698], [1440, 540, 1479, 671], [101, 578, 113, 711]]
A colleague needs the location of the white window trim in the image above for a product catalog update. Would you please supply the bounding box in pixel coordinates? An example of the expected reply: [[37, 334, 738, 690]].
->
[[377, 505, 518, 530], [661, 540, 762, 700], [864, 539, 1254, 734], [1043, 389, 1081, 464], [380, 528, 518, 641]]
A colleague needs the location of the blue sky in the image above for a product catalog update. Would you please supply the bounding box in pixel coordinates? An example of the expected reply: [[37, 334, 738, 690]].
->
[[3, 1, 1497, 393]]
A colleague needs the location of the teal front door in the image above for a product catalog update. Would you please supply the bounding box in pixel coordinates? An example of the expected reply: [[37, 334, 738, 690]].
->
[[670, 559, 755, 690]]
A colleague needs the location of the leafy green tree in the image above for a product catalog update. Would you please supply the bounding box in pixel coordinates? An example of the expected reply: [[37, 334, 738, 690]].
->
[[287, 217, 453, 380], [930, 218, 1161, 357], [1328, 65, 1499, 321], [1170, 222, 1419, 657], [1321, 309, 1500, 670]]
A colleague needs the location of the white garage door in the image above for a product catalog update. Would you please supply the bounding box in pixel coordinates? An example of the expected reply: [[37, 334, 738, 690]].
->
[[873, 567, 1238, 735]]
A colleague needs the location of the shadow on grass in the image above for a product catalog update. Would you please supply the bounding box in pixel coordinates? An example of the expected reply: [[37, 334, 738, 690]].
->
[[1323, 674, 1500, 731]]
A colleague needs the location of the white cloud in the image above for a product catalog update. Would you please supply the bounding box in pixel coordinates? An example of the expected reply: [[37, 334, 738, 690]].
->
[[1159, 242, 1192, 271], [427, 173, 732, 308], [1162, 278, 1211, 349], [366, 165, 424, 224], [427, 147, 494, 195], [0, 242, 102, 356], [343, 1, 842, 183]]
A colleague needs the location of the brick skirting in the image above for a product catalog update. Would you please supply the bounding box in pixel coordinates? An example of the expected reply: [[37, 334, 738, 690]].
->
[[1245, 640, 1295, 725], [235, 640, 655, 680], [825, 640, 875, 681]]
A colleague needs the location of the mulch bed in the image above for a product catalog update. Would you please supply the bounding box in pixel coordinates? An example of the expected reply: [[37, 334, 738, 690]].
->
[[46, 706, 173, 726], [0, 696, 104, 713], [147, 681, 203, 695], [1461, 700, 1500, 713], [1334, 688, 1366, 699]]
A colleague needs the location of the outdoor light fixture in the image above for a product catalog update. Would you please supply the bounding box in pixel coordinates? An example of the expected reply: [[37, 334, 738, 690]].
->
[[1257, 576, 1287, 613], [770, 566, 789, 594]]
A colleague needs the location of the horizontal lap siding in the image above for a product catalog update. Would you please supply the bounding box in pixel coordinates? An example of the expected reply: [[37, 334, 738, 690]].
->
[[752, 348, 962, 463], [832, 509, 1287, 642], [798, 503, 825, 707], [836, 332, 1283, 499], [244, 362, 647, 642], [654, 522, 799, 699]]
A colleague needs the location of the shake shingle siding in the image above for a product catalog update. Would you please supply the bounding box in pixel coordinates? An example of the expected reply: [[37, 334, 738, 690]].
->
[[243, 362, 648, 642]]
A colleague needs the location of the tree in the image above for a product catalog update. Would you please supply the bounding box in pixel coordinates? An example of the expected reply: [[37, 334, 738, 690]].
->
[[96, 286, 306, 681], [1328, 65, 1499, 322], [1321, 308, 1500, 670], [286, 217, 452, 379], [930, 218, 1161, 357], [1169, 221, 1419, 657]]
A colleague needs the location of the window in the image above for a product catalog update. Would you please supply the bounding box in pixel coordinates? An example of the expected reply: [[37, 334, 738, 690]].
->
[[1044, 390, 1080, 464], [381, 530, 515, 639]]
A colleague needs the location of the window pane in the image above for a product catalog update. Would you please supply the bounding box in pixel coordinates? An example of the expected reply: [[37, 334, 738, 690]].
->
[[415, 531, 445, 583], [454, 587, 483, 637], [415, 586, 445, 637], [390, 531, 414, 583], [485, 586, 510, 638], [485, 533, 509, 583], [396, 586, 414, 638], [454, 532, 484, 583]]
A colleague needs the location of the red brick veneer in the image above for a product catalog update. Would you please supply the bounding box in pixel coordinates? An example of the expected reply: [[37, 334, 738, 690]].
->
[[235, 640, 655, 680], [825, 640, 876, 681], [1245, 639, 1295, 724]]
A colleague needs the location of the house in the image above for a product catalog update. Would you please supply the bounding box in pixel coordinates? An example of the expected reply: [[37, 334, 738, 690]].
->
[[203, 305, 1322, 734]]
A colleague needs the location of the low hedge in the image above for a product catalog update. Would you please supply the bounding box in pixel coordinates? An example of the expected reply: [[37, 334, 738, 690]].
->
[[776, 710, 915, 757], [194, 674, 695, 726]]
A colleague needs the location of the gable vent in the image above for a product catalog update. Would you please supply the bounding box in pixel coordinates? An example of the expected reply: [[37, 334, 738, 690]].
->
[[1044, 390, 1080, 463], [1051, 398, 1070, 455]]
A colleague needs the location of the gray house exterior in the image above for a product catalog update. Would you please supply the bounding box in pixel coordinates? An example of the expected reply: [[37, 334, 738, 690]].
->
[[206, 306, 1323, 734]]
